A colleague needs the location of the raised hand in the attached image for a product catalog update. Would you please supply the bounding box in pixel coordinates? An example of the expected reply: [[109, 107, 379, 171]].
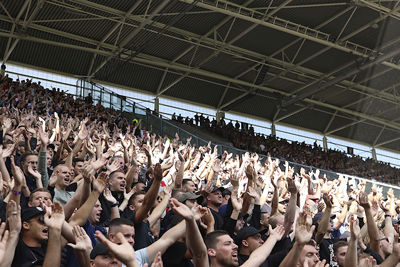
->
[[147, 251, 164, 267], [245, 163, 256, 181], [200, 208, 215, 228], [153, 163, 163, 182], [0, 221, 9, 263], [269, 224, 285, 242], [107, 160, 120, 174], [104, 188, 117, 205], [247, 186, 260, 203], [67, 226, 92, 252], [11, 157, 24, 186], [169, 198, 194, 221], [28, 165, 41, 179], [287, 177, 298, 194], [95, 231, 138, 266], [124, 187, 137, 201], [38, 126, 49, 147], [295, 212, 315, 245], [212, 159, 221, 173], [358, 191, 370, 209], [349, 216, 360, 240], [93, 172, 108, 193], [44, 202, 65, 230], [6, 200, 21, 235], [229, 170, 240, 188], [231, 189, 243, 212], [322, 193, 333, 209], [1, 144, 15, 159]]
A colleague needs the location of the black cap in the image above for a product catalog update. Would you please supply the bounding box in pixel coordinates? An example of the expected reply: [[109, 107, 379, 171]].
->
[[235, 226, 268, 246], [211, 185, 224, 193], [238, 213, 250, 220], [21, 206, 46, 222], [90, 243, 109, 259], [177, 192, 203, 204], [312, 212, 336, 225]]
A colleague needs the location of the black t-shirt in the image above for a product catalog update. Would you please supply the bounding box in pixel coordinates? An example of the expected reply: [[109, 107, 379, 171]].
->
[[122, 209, 155, 250], [12, 238, 47, 267], [162, 241, 193, 267], [319, 238, 347, 266], [210, 208, 224, 230], [98, 191, 124, 227]]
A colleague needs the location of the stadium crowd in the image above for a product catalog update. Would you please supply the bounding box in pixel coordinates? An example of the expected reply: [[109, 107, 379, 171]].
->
[[1, 72, 400, 267], [172, 113, 400, 185]]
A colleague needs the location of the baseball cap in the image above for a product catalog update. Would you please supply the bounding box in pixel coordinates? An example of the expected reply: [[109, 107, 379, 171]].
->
[[236, 226, 268, 246], [22, 206, 46, 222], [90, 243, 109, 259], [312, 212, 336, 225], [177, 192, 203, 204], [211, 185, 224, 193], [278, 197, 289, 203]]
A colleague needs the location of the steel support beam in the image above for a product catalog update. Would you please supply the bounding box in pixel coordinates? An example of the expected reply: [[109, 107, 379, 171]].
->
[[177, 0, 400, 72], [89, 0, 171, 77], [157, 0, 293, 96], [2, 0, 31, 63], [2, 2, 395, 108], [87, 0, 144, 76], [2, 11, 400, 134], [375, 136, 400, 148], [3, 0, 45, 63]]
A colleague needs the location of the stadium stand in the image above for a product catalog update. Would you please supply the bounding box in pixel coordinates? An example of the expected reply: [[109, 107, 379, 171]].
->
[[2, 0, 400, 266]]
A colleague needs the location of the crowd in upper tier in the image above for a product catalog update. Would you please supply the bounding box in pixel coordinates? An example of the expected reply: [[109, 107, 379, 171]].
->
[[1, 69, 400, 267], [172, 112, 400, 185]]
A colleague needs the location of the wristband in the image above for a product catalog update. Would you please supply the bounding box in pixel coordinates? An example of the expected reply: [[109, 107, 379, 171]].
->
[[12, 189, 22, 195], [384, 214, 391, 218], [111, 202, 119, 208]]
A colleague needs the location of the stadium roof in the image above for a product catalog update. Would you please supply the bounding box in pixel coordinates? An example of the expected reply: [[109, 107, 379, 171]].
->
[[1, 0, 400, 152]]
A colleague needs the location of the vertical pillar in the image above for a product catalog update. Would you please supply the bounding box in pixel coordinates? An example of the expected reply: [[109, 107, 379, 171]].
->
[[323, 136, 328, 151], [271, 122, 276, 137], [372, 148, 377, 161], [154, 96, 159, 113], [216, 110, 220, 124]]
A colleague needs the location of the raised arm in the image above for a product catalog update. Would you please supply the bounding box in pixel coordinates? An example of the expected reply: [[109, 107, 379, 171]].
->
[[69, 172, 107, 226], [174, 152, 185, 190], [0, 200, 21, 267], [147, 188, 170, 227], [344, 216, 359, 267], [134, 163, 162, 224], [242, 225, 285, 267], [170, 198, 209, 267], [146, 216, 186, 263], [359, 191, 380, 254], [315, 193, 332, 244], [284, 177, 298, 236], [43, 202, 65, 267], [37, 126, 49, 188], [279, 212, 316, 267]]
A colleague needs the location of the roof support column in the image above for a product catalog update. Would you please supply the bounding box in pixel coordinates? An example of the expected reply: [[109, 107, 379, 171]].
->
[[271, 122, 276, 137], [323, 136, 328, 152], [371, 148, 377, 162]]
